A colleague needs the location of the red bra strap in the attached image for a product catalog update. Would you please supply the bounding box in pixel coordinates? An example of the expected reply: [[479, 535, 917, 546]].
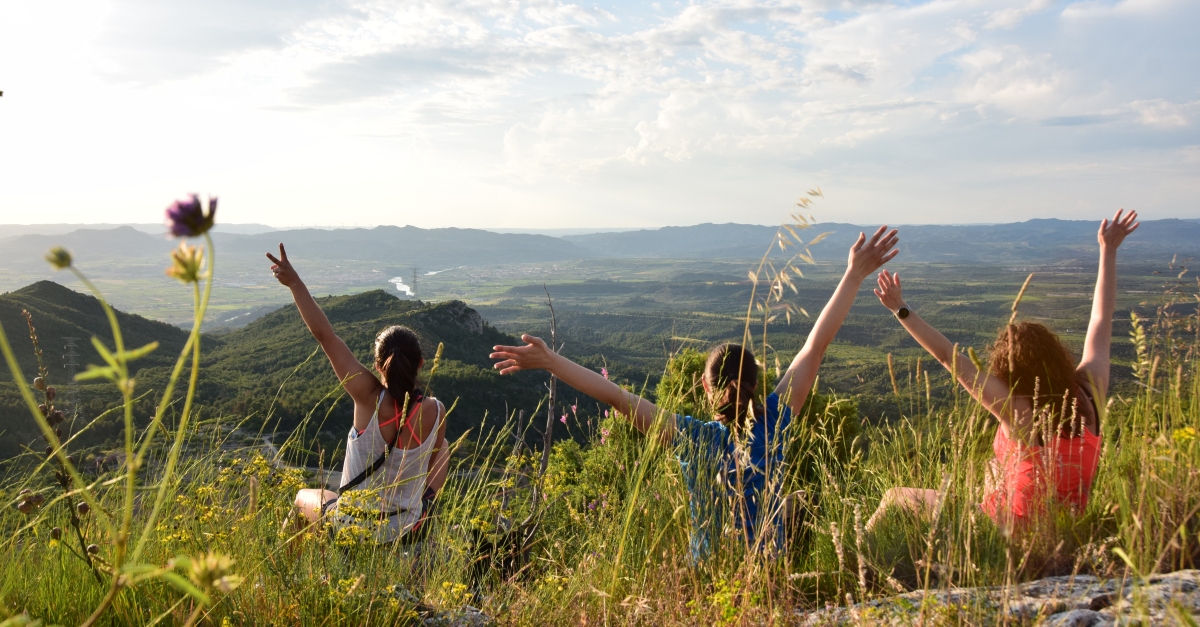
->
[[393, 393, 426, 447]]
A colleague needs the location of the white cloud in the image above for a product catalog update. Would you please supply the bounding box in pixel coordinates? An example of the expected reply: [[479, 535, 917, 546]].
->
[[0, 0, 1196, 228], [1132, 99, 1195, 127], [986, 0, 1054, 29]]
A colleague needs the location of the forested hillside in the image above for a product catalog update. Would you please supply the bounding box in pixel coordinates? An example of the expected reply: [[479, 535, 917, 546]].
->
[[0, 283, 552, 464]]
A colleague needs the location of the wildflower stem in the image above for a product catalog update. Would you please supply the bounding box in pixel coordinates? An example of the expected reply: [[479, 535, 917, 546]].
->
[[80, 581, 123, 627], [70, 267, 127, 358], [132, 233, 214, 563]]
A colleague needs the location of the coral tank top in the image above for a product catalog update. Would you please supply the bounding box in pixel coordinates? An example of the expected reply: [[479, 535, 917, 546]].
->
[[981, 378, 1102, 528]]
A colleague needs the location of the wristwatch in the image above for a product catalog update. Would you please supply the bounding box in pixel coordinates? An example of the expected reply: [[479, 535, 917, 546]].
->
[[895, 306, 910, 320]]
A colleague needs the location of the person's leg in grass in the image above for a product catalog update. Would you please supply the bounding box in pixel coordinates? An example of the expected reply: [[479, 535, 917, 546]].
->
[[865, 487, 940, 532], [283, 488, 338, 555], [295, 488, 339, 524]]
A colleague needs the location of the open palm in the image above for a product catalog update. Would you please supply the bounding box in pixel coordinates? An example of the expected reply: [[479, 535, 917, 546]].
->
[[491, 335, 555, 375], [874, 269, 905, 311], [1098, 209, 1139, 250]]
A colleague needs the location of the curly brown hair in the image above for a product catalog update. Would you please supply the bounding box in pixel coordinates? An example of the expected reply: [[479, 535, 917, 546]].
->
[[988, 321, 1087, 435]]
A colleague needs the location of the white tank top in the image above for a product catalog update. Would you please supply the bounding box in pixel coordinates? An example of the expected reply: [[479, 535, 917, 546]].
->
[[336, 389, 444, 542]]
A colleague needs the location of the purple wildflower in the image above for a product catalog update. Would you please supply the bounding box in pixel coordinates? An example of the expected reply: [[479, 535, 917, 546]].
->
[[560, 414, 567, 425], [601, 367, 608, 379], [165, 194, 217, 238]]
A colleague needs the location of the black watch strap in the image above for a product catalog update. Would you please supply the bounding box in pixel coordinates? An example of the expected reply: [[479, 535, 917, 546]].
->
[[896, 306, 910, 320]]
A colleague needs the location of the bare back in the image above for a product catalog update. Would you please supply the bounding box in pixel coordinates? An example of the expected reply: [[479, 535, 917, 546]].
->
[[353, 385, 443, 451]]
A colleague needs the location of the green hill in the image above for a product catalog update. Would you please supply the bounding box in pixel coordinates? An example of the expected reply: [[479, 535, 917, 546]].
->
[[188, 289, 546, 450], [0, 280, 191, 380], [0, 282, 549, 464]]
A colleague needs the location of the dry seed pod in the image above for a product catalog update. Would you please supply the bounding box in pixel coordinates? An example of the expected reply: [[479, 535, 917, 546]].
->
[[38, 404, 47, 416], [17, 500, 33, 514], [77, 502, 90, 516], [28, 493, 44, 507], [50, 527, 62, 540], [19, 488, 31, 496], [45, 386, 56, 401], [86, 544, 99, 555], [33, 377, 45, 391], [44, 446, 53, 458]]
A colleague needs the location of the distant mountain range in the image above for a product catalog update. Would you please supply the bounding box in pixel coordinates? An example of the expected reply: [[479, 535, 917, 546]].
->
[[0, 223, 277, 239], [562, 219, 1200, 263], [1, 218, 1197, 270]]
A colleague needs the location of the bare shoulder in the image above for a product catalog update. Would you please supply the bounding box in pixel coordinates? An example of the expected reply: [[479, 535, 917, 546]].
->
[[416, 395, 443, 422]]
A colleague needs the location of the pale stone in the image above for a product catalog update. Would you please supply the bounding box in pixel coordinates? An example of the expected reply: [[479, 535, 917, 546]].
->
[[795, 569, 1200, 626]]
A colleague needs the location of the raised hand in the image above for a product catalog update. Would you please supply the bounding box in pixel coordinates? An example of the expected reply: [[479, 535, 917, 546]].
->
[[491, 335, 555, 375], [874, 269, 905, 312], [265, 243, 300, 288], [1098, 209, 1139, 251], [847, 225, 900, 280]]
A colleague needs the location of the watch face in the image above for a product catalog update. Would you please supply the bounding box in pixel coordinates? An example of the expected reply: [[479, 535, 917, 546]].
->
[[897, 307, 910, 319]]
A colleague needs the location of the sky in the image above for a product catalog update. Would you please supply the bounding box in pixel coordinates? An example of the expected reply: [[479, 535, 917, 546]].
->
[[0, 0, 1197, 229]]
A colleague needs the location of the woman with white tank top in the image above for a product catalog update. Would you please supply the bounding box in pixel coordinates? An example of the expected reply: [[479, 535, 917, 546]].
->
[[266, 243, 449, 544]]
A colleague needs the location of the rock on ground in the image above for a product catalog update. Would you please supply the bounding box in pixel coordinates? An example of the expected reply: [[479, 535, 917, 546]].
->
[[797, 569, 1200, 625]]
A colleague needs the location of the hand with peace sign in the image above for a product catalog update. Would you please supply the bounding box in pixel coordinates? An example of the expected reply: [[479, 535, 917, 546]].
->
[[266, 243, 301, 288]]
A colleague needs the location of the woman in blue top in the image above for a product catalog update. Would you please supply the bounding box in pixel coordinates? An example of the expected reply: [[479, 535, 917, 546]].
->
[[490, 226, 898, 557]]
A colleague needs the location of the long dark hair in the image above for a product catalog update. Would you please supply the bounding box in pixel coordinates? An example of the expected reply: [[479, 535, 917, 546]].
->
[[375, 325, 424, 409], [988, 321, 1086, 435], [705, 343, 762, 428]]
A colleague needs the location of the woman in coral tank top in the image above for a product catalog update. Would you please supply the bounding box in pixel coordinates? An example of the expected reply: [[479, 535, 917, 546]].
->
[[866, 210, 1139, 534]]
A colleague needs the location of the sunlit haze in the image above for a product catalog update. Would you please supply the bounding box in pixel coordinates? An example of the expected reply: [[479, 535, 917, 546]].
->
[[0, 0, 1197, 228]]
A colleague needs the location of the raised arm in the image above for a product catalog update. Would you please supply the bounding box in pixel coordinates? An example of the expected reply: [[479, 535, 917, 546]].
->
[[774, 226, 899, 415], [1077, 209, 1139, 398], [874, 270, 1022, 434], [267, 244, 380, 404], [491, 335, 662, 437]]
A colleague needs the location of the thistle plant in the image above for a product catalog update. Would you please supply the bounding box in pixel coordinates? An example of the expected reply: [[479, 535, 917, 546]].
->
[[15, 309, 101, 582]]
